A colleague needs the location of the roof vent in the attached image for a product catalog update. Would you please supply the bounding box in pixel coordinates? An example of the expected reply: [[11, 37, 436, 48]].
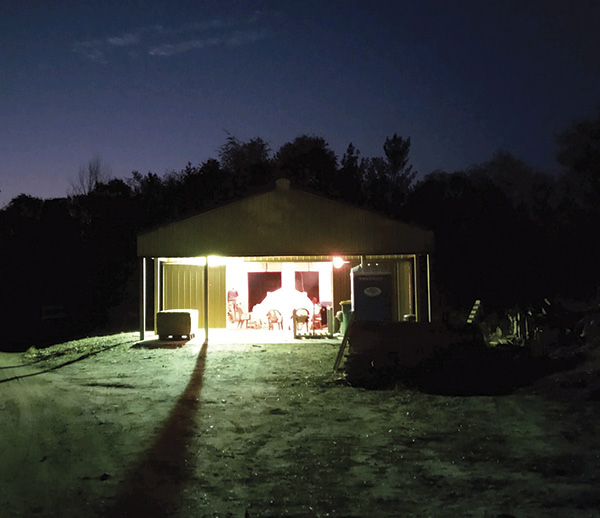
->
[[275, 177, 290, 190]]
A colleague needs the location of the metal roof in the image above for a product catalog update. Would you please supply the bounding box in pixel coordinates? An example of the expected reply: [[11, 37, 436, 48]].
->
[[137, 178, 434, 257]]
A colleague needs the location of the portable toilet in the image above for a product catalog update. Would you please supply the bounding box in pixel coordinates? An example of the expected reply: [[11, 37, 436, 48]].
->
[[351, 264, 393, 321]]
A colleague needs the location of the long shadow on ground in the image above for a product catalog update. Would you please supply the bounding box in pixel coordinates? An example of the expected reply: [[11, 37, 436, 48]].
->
[[107, 342, 208, 517]]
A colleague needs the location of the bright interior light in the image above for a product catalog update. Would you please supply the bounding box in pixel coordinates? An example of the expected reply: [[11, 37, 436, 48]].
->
[[207, 255, 226, 266], [163, 257, 206, 265], [208, 256, 245, 266], [332, 256, 346, 269]]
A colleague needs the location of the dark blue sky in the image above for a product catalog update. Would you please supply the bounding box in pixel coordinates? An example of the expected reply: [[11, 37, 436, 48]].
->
[[2, 0, 599, 207]]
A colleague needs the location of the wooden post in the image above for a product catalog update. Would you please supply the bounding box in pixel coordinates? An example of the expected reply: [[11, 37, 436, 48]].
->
[[204, 257, 209, 344], [333, 312, 355, 371], [426, 253, 432, 323], [413, 255, 419, 322], [139, 257, 147, 341], [153, 258, 161, 333]]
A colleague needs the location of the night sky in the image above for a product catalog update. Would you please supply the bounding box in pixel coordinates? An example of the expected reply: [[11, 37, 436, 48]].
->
[[2, 0, 599, 207]]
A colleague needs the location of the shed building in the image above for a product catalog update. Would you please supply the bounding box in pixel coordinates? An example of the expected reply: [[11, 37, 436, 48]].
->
[[137, 178, 435, 341]]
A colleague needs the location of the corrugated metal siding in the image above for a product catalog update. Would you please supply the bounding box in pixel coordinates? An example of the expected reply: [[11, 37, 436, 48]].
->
[[332, 261, 358, 312], [415, 255, 430, 322], [162, 264, 227, 328], [138, 186, 434, 257], [396, 259, 414, 319], [208, 265, 226, 328], [163, 264, 204, 326]]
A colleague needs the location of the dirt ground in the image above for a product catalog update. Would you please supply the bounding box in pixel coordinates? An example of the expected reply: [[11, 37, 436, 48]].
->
[[1, 330, 600, 518]]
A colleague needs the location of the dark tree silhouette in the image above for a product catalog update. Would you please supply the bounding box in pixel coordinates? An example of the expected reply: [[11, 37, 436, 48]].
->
[[384, 134, 416, 186], [69, 154, 112, 196], [553, 109, 600, 299], [128, 171, 171, 228], [361, 134, 417, 217], [219, 135, 273, 192], [405, 170, 538, 308], [275, 135, 338, 193], [337, 142, 366, 205], [556, 108, 600, 212], [176, 159, 227, 214], [468, 151, 556, 222], [7, 121, 600, 349]]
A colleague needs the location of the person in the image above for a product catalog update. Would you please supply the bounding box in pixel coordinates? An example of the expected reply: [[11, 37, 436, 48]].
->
[[227, 287, 239, 302], [227, 288, 239, 322], [335, 310, 344, 334], [311, 297, 321, 330]]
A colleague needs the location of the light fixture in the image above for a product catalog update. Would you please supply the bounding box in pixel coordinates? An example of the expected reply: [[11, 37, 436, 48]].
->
[[332, 256, 347, 269]]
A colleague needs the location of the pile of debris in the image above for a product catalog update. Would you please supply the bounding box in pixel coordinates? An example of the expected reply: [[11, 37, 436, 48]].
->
[[337, 298, 600, 395]]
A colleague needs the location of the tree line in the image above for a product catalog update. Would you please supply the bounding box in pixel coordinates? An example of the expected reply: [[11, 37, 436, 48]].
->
[[0, 110, 599, 347]]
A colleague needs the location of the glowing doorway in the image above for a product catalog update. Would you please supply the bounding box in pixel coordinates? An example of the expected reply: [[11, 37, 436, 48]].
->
[[225, 259, 334, 331]]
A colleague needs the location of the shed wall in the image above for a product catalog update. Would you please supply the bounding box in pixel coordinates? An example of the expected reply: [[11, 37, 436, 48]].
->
[[162, 263, 226, 328]]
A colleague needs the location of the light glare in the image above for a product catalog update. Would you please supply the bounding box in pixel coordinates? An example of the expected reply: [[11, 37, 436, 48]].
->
[[332, 256, 346, 269]]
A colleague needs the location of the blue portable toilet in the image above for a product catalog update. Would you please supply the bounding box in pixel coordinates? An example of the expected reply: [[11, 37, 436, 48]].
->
[[351, 264, 393, 321]]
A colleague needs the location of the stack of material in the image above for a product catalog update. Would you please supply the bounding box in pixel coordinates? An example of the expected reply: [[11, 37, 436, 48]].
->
[[343, 320, 483, 389], [156, 309, 198, 340]]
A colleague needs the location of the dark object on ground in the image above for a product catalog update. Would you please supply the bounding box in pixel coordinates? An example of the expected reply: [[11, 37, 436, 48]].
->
[[343, 320, 584, 394]]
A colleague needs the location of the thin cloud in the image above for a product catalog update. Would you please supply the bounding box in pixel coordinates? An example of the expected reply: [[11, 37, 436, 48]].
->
[[148, 29, 267, 56], [107, 33, 139, 46], [73, 15, 273, 62], [73, 30, 141, 62], [72, 40, 107, 63], [148, 39, 212, 57]]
